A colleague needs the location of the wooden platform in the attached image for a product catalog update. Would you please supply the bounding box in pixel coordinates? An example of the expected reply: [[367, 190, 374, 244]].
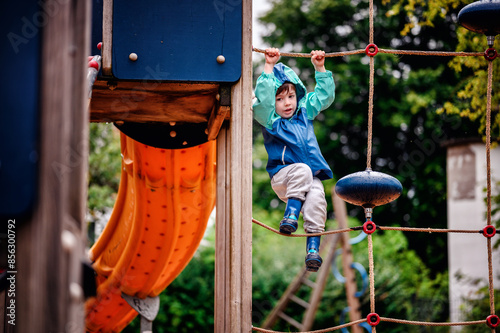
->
[[89, 80, 230, 140]]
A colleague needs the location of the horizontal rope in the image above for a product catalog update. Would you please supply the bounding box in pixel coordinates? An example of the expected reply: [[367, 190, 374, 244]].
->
[[379, 48, 484, 57], [252, 318, 367, 333], [252, 47, 366, 58], [251, 317, 487, 332], [252, 218, 352, 237], [379, 226, 480, 234], [252, 218, 486, 237], [380, 317, 486, 327], [252, 46, 484, 58]]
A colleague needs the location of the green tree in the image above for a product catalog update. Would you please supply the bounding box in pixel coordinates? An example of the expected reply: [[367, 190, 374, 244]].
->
[[87, 123, 121, 243], [385, 0, 500, 138], [251, 213, 450, 332]]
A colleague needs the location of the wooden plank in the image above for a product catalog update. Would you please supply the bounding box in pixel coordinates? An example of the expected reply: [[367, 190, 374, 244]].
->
[[90, 81, 219, 123], [277, 312, 303, 330], [290, 295, 310, 309], [214, 1, 252, 332], [333, 193, 362, 333], [17, 0, 90, 332], [239, 0, 254, 328], [300, 277, 317, 289], [215, 127, 229, 332], [262, 269, 310, 329], [102, 0, 113, 76], [207, 105, 230, 141]]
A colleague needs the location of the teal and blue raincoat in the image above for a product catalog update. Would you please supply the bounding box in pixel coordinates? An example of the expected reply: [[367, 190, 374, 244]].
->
[[253, 63, 335, 180]]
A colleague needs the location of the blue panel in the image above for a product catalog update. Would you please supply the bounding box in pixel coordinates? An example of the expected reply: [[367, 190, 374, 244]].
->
[[112, 0, 242, 82], [91, 0, 104, 55], [0, 1, 41, 217]]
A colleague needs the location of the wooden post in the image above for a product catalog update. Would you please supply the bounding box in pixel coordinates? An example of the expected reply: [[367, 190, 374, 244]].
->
[[214, 0, 252, 332], [17, 0, 91, 332], [333, 193, 362, 333]]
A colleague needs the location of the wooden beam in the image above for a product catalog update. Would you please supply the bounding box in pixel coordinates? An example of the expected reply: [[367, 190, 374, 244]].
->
[[90, 81, 219, 123], [333, 193, 362, 333], [17, 0, 91, 332], [214, 0, 252, 332], [261, 270, 310, 329], [102, 0, 113, 76], [207, 105, 230, 141]]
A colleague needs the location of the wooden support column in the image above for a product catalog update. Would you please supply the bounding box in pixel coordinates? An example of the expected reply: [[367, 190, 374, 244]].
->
[[215, 0, 252, 332], [333, 194, 362, 333], [17, 0, 91, 332]]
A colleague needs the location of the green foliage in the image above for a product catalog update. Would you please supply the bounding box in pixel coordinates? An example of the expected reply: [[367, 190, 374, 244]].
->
[[251, 212, 450, 332], [87, 123, 121, 212], [385, 0, 500, 140], [461, 287, 500, 332]]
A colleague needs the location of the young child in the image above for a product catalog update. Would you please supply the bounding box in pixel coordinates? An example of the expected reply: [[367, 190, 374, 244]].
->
[[253, 48, 335, 272]]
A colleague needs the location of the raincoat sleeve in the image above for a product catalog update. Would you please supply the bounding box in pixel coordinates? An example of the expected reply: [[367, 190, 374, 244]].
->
[[303, 70, 335, 120], [253, 72, 278, 130]]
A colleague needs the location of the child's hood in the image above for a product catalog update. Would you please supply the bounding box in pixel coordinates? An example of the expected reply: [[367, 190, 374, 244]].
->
[[272, 63, 307, 103]]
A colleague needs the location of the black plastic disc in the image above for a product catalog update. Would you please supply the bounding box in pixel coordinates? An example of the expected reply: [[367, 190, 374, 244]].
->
[[335, 169, 403, 208], [115, 122, 209, 149], [458, 0, 500, 36]]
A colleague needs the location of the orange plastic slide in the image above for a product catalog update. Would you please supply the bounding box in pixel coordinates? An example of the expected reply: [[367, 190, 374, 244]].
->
[[85, 132, 216, 332]]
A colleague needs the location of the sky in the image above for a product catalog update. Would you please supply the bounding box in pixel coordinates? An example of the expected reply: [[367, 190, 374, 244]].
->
[[252, 0, 272, 49]]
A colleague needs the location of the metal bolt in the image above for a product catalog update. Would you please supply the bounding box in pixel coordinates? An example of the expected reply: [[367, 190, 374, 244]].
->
[[69, 282, 83, 302], [61, 230, 76, 252], [216, 55, 225, 64], [129, 53, 138, 61]]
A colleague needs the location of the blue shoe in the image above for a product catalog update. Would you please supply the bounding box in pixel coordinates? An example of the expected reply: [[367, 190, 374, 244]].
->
[[279, 198, 302, 234], [279, 216, 298, 234], [305, 236, 323, 272]]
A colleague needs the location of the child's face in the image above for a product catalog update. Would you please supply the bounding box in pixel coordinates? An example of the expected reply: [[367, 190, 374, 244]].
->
[[275, 86, 297, 119]]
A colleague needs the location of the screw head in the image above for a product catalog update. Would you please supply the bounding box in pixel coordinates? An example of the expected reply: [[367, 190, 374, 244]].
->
[[216, 55, 225, 64], [129, 53, 138, 61]]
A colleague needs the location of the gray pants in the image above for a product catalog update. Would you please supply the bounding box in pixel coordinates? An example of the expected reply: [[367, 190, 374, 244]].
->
[[271, 163, 327, 233]]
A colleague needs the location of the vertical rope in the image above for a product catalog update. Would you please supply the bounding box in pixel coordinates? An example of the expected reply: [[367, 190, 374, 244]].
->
[[486, 60, 492, 228], [367, 5, 376, 331], [369, 0, 374, 44], [367, 234, 376, 332], [485, 60, 495, 318], [366, 0, 375, 170], [367, 57, 375, 170]]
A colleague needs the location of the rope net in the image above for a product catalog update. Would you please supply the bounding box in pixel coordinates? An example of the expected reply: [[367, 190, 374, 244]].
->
[[251, 0, 497, 332]]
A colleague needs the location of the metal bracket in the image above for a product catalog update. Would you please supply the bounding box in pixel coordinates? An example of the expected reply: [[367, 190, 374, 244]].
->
[[122, 293, 160, 332]]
